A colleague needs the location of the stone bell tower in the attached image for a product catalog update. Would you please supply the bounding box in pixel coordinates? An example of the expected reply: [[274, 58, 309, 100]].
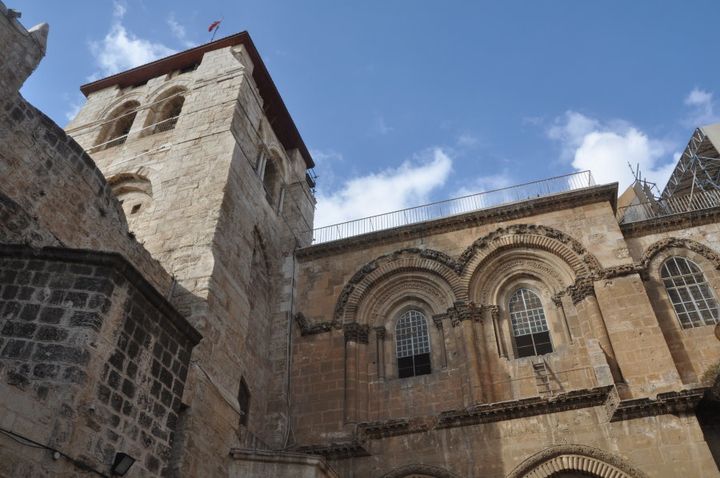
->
[[66, 33, 316, 476]]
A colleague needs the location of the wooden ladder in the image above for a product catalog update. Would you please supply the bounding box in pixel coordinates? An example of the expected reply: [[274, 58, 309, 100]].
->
[[532, 360, 554, 398]]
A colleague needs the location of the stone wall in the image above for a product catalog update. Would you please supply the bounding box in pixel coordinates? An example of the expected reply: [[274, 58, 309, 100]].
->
[[0, 246, 200, 477]]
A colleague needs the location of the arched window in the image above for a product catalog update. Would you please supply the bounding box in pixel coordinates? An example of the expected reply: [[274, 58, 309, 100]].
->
[[107, 173, 153, 218], [509, 288, 552, 358], [149, 90, 185, 134], [262, 155, 282, 209], [661, 256, 719, 328], [96, 101, 140, 150], [238, 377, 250, 427], [395, 309, 431, 378]]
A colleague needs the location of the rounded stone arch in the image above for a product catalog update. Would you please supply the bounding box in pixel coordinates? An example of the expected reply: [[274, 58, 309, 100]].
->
[[333, 248, 464, 327], [95, 99, 141, 149], [506, 445, 649, 478], [380, 464, 463, 478], [639, 237, 720, 273], [459, 225, 603, 289], [106, 171, 153, 219], [142, 84, 188, 134], [469, 248, 576, 306]]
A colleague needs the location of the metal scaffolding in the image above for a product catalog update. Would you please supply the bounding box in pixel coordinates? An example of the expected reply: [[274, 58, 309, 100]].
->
[[662, 124, 720, 199]]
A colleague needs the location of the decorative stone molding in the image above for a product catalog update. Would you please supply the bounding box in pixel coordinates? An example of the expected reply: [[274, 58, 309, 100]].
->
[[294, 313, 334, 336], [620, 206, 720, 238], [607, 388, 707, 422], [437, 386, 612, 430], [431, 313, 446, 329], [445, 301, 482, 327], [294, 441, 370, 460], [380, 464, 463, 478], [506, 444, 650, 478], [550, 292, 565, 307], [332, 248, 464, 327], [343, 323, 369, 344], [373, 326, 386, 339], [458, 224, 603, 277], [357, 418, 410, 439], [601, 263, 644, 279], [566, 276, 595, 304], [639, 237, 720, 271]]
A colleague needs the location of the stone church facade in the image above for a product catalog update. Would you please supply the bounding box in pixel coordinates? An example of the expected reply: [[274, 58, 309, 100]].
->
[[1, 3, 719, 477]]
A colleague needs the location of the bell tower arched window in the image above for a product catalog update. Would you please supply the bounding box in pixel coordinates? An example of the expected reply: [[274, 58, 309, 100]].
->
[[661, 256, 719, 328], [509, 288, 552, 358], [96, 101, 139, 150], [395, 309, 431, 378]]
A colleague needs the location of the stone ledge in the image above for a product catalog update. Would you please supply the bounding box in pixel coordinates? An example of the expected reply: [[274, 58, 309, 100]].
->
[[437, 386, 613, 429], [230, 448, 339, 478], [0, 244, 201, 345], [608, 388, 708, 422], [620, 206, 720, 238], [298, 184, 618, 260], [294, 441, 370, 460]]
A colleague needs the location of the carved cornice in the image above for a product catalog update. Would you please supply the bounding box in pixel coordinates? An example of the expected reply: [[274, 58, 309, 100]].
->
[[357, 418, 411, 439], [343, 323, 369, 344], [600, 263, 644, 280], [294, 441, 370, 460], [296, 185, 618, 259], [373, 326, 386, 339], [437, 386, 613, 429], [620, 206, 720, 238], [566, 276, 595, 304], [295, 313, 334, 336], [607, 388, 708, 422], [445, 301, 482, 327]]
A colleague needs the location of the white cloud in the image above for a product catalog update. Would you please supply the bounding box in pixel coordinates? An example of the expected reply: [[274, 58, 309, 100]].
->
[[683, 88, 718, 127], [456, 133, 480, 148], [455, 172, 513, 198], [314, 148, 452, 227], [167, 13, 195, 48], [89, 1, 175, 77], [548, 111, 675, 192], [372, 116, 393, 136]]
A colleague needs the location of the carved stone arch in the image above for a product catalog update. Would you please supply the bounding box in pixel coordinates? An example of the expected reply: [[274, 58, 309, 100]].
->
[[142, 84, 188, 134], [333, 249, 464, 327], [98, 92, 143, 120], [470, 249, 576, 306], [380, 464, 463, 478], [639, 237, 720, 273], [359, 271, 457, 328], [145, 77, 192, 102], [459, 225, 602, 288], [506, 445, 649, 478]]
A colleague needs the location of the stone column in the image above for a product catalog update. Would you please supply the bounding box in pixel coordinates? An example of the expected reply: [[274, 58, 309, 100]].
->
[[571, 280, 624, 385], [431, 314, 448, 369], [551, 293, 574, 344], [487, 305, 507, 358], [373, 326, 386, 380], [343, 323, 368, 424]]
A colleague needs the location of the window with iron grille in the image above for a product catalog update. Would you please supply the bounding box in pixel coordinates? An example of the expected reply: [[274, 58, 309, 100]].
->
[[509, 288, 552, 358], [395, 309, 431, 378], [661, 256, 719, 329]]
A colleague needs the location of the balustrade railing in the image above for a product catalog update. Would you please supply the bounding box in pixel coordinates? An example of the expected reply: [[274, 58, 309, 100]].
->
[[311, 170, 595, 244], [617, 189, 720, 224]]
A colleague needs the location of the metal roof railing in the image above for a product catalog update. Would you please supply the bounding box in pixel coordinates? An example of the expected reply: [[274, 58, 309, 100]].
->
[[617, 188, 720, 225], [311, 170, 595, 244]]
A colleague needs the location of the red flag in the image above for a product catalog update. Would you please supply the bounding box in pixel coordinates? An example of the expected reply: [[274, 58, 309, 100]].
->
[[208, 20, 221, 32]]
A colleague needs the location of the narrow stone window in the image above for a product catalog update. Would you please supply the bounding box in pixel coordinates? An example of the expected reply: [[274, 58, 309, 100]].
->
[[395, 309, 431, 378], [661, 256, 719, 328], [509, 288, 553, 357], [238, 377, 250, 426], [262, 156, 282, 209]]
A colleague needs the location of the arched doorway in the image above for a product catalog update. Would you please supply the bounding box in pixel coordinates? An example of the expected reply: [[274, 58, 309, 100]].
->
[[506, 445, 649, 478]]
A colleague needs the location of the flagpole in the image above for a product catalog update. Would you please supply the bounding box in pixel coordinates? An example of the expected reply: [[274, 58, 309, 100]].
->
[[211, 23, 220, 41]]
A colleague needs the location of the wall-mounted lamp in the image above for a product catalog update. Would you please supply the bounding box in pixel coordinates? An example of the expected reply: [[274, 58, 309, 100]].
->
[[111, 452, 136, 476]]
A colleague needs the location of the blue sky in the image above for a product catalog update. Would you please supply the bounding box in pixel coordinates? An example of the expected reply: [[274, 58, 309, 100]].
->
[[16, 0, 720, 227]]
